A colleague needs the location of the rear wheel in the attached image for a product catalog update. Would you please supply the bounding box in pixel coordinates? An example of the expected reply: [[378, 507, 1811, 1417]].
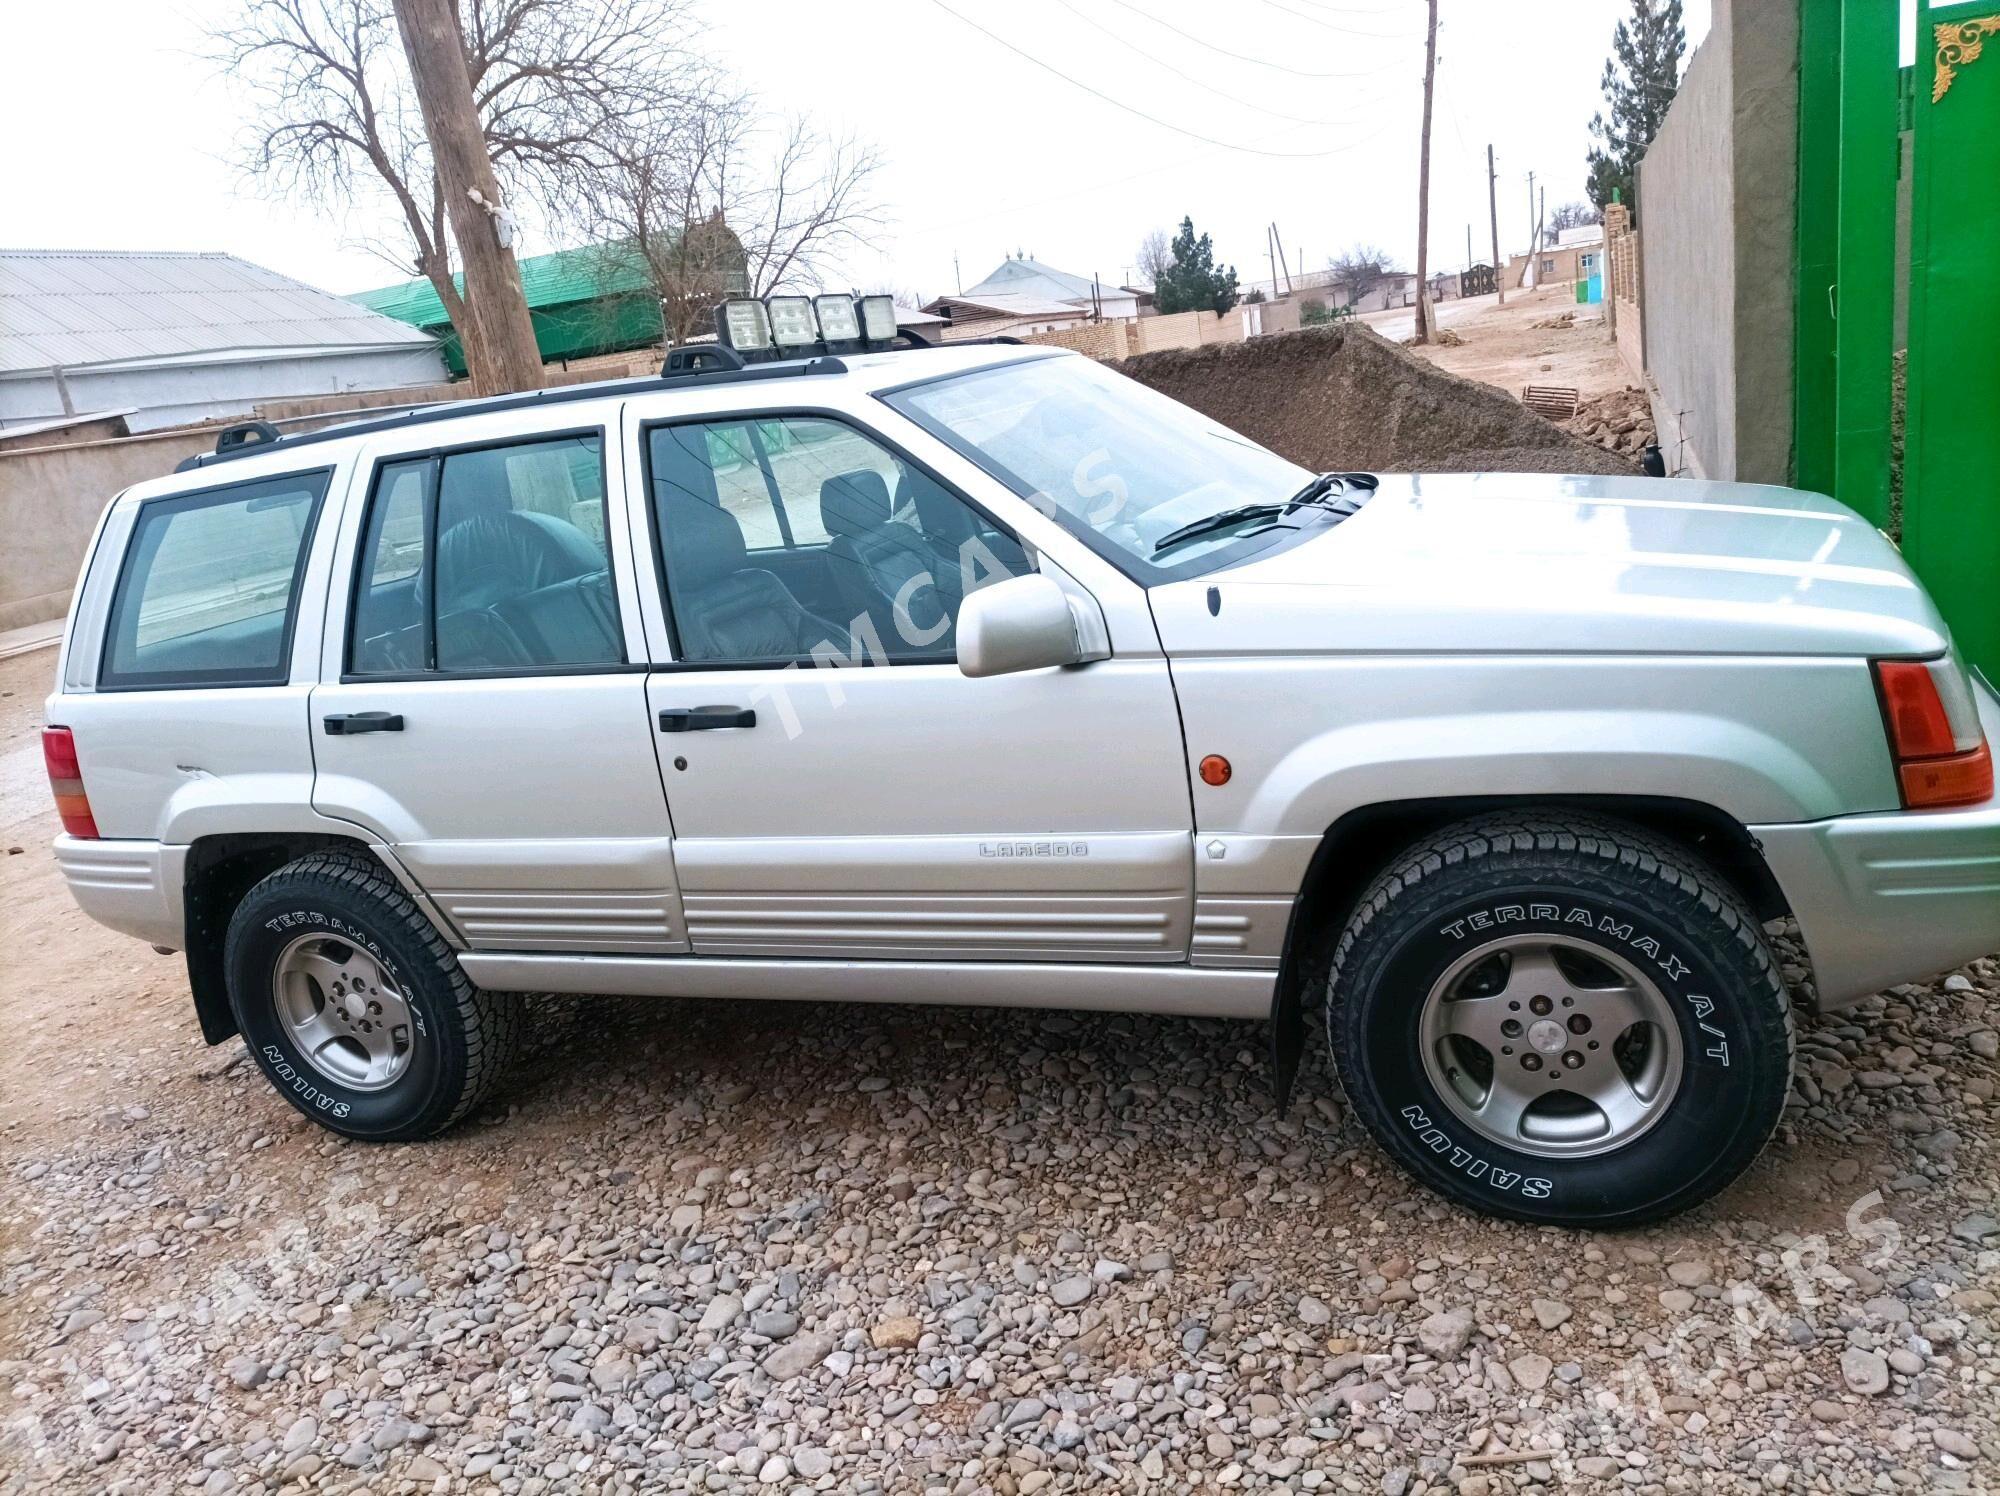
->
[[1326, 815, 1793, 1226], [224, 851, 518, 1140]]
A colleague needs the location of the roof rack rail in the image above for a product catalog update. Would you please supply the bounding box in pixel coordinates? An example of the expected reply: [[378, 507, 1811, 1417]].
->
[[180, 352, 856, 471], [215, 419, 282, 455], [662, 343, 744, 375]]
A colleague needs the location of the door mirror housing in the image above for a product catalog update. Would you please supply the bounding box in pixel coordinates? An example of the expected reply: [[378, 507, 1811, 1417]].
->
[[957, 574, 1086, 677]]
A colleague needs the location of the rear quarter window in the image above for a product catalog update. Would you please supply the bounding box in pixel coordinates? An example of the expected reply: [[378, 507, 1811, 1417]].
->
[[99, 469, 331, 690]]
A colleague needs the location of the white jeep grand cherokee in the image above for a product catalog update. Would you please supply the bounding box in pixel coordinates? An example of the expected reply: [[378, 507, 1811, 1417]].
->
[[42, 339, 2000, 1226]]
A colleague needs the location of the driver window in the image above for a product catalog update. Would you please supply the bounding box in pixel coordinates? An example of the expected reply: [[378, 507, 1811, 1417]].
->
[[647, 417, 1030, 666]]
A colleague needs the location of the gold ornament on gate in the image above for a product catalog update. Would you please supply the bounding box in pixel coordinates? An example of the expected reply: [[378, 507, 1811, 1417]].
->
[[1933, 15, 2000, 102]]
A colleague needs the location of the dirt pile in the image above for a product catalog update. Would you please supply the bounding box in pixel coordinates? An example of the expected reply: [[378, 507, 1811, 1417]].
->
[[1564, 386, 1656, 461], [1533, 310, 1578, 330], [1122, 322, 1637, 475]]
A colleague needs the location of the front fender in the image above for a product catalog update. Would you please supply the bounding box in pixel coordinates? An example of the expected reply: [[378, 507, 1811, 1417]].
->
[[1172, 655, 1898, 837]]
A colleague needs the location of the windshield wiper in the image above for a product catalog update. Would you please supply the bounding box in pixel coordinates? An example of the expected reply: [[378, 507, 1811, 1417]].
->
[[1282, 470, 1379, 514], [1152, 472, 1379, 556], [1151, 503, 1291, 555]]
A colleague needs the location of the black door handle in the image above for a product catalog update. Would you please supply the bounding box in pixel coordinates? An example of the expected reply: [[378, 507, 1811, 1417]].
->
[[658, 705, 756, 732], [324, 711, 404, 735]]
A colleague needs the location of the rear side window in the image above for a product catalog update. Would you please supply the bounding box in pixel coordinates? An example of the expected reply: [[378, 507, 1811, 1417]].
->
[[99, 470, 330, 690], [348, 433, 623, 676]]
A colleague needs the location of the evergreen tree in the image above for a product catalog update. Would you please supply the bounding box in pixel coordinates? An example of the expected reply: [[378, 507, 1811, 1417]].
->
[[1585, 0, 1685, 212], [1153, 216, 1240, 315]]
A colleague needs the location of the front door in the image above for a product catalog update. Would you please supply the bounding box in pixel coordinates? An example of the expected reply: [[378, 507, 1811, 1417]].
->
[[632, 407, 1194, 963], [311, 422, 687, 954]]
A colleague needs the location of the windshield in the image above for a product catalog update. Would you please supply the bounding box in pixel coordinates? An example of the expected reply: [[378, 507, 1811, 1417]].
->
[[885, 354, 1315, 580]]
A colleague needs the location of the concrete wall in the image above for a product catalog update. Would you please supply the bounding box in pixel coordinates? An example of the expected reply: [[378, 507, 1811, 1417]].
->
[[0, 354, 672, 632], [0, 427, 214, 632], [0, 345, 451, 434], [1635, 0, 1796, 483]]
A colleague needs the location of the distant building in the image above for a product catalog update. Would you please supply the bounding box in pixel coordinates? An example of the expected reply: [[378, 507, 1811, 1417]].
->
[[0, 248, 448, 434], [923, 256, 1137, 340], [1507, 224, 1605, 290], [1239, 265, 1417, 314]]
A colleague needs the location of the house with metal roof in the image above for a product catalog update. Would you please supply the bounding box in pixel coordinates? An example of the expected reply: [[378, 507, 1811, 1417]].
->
[[352, 241, 713, 377], [0, 249, 449, 434], [922, 256, 1139, 340]]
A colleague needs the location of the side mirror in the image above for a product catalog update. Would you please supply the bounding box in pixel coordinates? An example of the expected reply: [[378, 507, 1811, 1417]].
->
[[957, 574, 1085, 677]]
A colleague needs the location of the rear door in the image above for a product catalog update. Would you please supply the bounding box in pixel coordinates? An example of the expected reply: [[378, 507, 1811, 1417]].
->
[[310, 410, 687, 954]]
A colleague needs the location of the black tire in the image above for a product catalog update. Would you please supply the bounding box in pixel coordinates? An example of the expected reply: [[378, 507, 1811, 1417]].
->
[[1326, 815, 1793, 1227], [224, 850, 519, 1140]]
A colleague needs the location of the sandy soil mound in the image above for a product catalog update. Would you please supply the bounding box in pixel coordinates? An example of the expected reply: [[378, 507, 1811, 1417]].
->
[[1122, 322, 1638, 476]]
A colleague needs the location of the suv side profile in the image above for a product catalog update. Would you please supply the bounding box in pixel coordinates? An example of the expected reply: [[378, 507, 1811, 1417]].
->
[[44, 341, 2000, 1227]]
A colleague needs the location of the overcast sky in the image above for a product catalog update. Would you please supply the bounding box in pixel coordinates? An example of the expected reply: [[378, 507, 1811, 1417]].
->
[[2, 0, 1723, 301]]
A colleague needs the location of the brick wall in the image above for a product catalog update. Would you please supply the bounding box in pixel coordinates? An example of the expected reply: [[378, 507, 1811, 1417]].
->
[[1130, 309, 1247, 355], [1021, 320, 1131, 359], [1603, 202, 1645, 380]]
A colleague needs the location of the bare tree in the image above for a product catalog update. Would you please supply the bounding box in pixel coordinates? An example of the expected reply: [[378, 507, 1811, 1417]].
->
[[1549, 200, 1603, 232], [1329, 244, 1395, 309], [1136, 228, 1172, 287], [215, 0, 712, 354], [578, 106, 885, 344]]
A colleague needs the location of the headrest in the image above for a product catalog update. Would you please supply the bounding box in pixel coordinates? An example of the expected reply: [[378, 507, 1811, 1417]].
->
[[662, 491, 750, 585], [818, 469, 892, 540], [910, 471, 976, 549], [422, 509, 599, 613]]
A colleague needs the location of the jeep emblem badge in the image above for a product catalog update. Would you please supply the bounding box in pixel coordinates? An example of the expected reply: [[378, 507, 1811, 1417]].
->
[[1527, 1018, 1567, 1054]]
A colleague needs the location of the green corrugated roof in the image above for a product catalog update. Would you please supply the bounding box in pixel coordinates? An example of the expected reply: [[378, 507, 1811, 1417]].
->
[[349, 243, 655, 331]]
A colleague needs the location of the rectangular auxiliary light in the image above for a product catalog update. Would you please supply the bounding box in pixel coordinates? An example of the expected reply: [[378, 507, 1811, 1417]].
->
[[858, 294, 897, 343], [766, 295, 819, 348], [814, 293, 860, 343], [717, 298, 772, 351]]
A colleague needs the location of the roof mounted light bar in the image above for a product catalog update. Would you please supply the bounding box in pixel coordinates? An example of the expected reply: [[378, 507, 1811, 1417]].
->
[[714, 291, 906, 361]]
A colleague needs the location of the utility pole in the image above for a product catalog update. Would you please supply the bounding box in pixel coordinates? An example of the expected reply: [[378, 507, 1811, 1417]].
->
[[1488, 144, 1504, 305], [392, 0, 542, 395], [1266, 225, 1278, 302], [1525, 170, 1539, 282], [1412, 0, 1439, 342]]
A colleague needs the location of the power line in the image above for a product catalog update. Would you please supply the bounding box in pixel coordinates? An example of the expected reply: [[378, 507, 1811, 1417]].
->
[[1096, 0, 1398, 79], [1048, 0, 1399, 127], [914, 108, 1409, 237], [1249, 0, 1422, 41], [929, 0, 1395, 155]]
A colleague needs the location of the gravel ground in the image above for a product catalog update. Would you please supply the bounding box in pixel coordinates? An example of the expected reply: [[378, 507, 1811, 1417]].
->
[[3, 646, 1998, 1495]]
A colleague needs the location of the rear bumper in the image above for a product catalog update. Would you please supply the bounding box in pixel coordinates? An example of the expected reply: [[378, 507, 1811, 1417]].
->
[[1754, 676, 2000, 1010], [52, 835, 184, 950]]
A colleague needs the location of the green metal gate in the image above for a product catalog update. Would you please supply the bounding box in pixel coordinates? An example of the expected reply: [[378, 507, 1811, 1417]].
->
[[1906, 5, 2000, 679], [1796, 2, 2000, 682]]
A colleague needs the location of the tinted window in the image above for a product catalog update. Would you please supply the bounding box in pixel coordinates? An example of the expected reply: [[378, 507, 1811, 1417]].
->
[[646, 416, 1029, 666], [349, 434, 623, 676], [100, 470, 328, 689]]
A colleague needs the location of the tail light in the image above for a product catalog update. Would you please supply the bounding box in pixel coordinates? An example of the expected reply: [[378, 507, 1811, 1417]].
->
[[41, 726, 100, 838], [1874, 658, 1993, 810]]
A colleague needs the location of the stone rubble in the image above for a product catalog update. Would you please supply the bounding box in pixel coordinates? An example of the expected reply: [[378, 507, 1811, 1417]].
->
[[1, 929, 1996, 1493]]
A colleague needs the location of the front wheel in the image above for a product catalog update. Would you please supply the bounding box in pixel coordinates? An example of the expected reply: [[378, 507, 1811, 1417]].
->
[[1326, 816, 1794, 1227], [224, 850, 519, 1140]]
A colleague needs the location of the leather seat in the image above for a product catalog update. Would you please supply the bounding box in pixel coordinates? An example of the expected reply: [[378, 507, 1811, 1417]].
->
[[819, 469, 952, 655], [663, 493, 850, 663], [419, 509, 615, 669]]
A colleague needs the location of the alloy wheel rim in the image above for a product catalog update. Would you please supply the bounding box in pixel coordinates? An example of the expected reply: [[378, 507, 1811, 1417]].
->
[[272, 934, 415, 1091], [1417, 933, 1684, 1160]]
